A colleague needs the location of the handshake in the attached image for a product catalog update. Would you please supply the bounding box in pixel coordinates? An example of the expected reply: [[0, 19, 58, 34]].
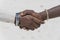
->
[[14, 10, 45, 30]]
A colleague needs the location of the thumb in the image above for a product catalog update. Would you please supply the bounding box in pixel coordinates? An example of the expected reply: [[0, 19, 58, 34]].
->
[[20, 13, 25, 17], [20, 12, 33, 17]]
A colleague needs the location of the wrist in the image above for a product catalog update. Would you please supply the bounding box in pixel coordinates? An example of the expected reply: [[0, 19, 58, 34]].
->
[[33, 13, 45, 21], [38, 11, 47, 21]]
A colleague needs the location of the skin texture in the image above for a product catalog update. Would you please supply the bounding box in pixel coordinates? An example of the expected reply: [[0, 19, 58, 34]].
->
[[15, 5, 60, 31], [18, 10, 44, 30], [19, 15, 40, 30], [39, 5, 60, 20]]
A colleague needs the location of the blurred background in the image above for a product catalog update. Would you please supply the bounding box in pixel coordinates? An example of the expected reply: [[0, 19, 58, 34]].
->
[[0, 0, 60, 40]]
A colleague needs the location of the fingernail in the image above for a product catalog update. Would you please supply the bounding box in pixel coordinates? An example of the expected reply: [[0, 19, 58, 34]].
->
[[20, 13, 24, 16]]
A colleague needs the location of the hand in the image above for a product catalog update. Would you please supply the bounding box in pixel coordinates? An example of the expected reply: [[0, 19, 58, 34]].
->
[[20, 10, 44, 23], [18, 10, 45, 30], [19, 15, 42, 30], [20, 10, 44, 21]]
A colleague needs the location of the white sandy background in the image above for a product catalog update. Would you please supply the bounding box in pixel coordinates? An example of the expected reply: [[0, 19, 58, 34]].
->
[[0, 0, 60, 40]]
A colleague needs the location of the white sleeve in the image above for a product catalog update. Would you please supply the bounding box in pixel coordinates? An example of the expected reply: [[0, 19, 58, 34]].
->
[[0, 13, 15, 23]]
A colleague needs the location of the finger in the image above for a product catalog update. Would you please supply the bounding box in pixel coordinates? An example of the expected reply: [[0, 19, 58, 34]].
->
[[20, 16, 31, 26], [20, 12, 30, 17], [25, 27, 30, 30], [25, 15, 41, 26], [40, 21, 45, 24], [27, 20, 40, 30], [31, 15, 45, 24], [31, 16, 41, 24], [25, 23, 35, 30], [19, 15, 42, 30], [19, 12, 26, 17], [31, 20, 40, 28], [20, 13, 24, 16], [20, 10, 35, 17], [29, 25, 35, 30], [19, 26, 23, 29], [21, 25, 33, 30], [20, 15, 33, 30], [24, 15, 40, 24]]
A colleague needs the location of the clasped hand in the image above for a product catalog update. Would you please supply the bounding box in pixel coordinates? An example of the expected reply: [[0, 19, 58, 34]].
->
[[15, 10, 45, 30]]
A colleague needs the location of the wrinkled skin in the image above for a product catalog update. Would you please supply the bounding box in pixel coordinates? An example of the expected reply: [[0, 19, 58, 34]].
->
[[17, 10, 45, 30]]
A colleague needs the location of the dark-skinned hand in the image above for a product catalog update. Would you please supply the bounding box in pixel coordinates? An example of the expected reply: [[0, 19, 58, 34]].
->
[[16, 10, 45, 30]]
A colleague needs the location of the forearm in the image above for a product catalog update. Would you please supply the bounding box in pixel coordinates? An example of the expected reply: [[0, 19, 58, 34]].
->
[[39, 5, 60, 20]]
